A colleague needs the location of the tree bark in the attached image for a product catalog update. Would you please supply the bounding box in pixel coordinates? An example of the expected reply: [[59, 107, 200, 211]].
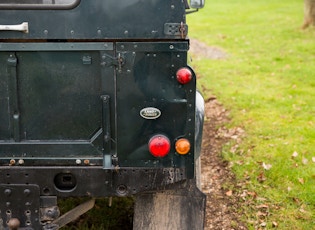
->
[[302, 0, 315, 29]]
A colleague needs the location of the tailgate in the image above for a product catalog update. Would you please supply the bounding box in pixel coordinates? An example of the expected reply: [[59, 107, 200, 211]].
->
[[0, 42, 115, 166]]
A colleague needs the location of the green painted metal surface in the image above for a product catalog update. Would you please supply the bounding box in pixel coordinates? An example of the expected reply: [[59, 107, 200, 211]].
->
[[0, 0, 203, 193], [0, 1, 206, 228], [0, 0, 187, 40]]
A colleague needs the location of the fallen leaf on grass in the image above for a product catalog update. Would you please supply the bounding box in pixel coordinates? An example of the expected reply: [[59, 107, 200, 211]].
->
[[257, 211, 268, 218], [292, 162, 299, 168], [298, 178, 304, 184], [247, 191, 257, 197], [295, 206, 312, 220], [260, 222, 267, 227], [236, 160, 244, 165], [256, 204, 269, 208], [299, 208, 308, 214], [291, 197, 301, 205], [257, 197, 267, 202], [302, 158, 308, 165], [262, 162, 272, 170], [257, 172, 266, 183], [272, 221, 278, 227], [256, 204, 269, 212], [226, 190, 233, 196], [240, 190, 247, 198], [292, 151, 298, 158]]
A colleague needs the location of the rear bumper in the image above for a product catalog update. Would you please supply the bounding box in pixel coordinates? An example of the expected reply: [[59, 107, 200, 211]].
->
[[0, 166, 187, 197]]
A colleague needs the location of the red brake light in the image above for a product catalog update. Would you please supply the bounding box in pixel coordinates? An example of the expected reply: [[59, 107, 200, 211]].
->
[[148, 135, 171, 158], [176, 67, 192, 84]]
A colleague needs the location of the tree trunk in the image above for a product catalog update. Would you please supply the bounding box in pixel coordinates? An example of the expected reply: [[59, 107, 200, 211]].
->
[[302, 0, 315, 29]]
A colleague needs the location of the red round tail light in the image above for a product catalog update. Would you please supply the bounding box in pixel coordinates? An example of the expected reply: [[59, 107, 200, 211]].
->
[[176, 67, 192, 84], [148, 135, 171, 158]]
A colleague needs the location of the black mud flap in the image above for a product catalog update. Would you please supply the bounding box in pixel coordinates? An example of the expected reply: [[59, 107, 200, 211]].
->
[[133, 180, 206, 230]]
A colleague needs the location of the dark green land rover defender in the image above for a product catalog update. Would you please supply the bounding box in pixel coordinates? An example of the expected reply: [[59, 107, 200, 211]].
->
[[0, 0, 205, 229]]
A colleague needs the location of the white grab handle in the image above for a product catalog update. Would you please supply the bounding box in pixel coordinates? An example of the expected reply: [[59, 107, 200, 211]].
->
[[0, 22, 29, 33]]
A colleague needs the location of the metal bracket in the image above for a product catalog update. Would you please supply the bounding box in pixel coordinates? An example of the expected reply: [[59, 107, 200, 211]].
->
[[164, 23, 188, 38], [101, 95, 112, 169], [40, 196, 60, 223], [0, 184, 41, 229], [101, 54, 124, 68], [7, 53, 21, 142]]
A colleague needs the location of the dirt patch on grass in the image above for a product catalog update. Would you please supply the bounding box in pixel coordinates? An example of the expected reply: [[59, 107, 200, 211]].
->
[[190, 38, 227, 60], [190, 39, 247, 229], [201, 98, 247, 230]]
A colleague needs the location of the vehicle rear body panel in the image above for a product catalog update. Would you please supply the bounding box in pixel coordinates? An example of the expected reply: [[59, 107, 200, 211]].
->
[[116, 42, 195, 171], [0, 0, 204, 210], [0, 0, 186, 40], [0, 41, 195, 174], [0, 1, 206, 228]]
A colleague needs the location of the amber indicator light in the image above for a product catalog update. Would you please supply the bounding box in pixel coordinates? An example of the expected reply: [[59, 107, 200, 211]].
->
[[175, 138, 191, 155]]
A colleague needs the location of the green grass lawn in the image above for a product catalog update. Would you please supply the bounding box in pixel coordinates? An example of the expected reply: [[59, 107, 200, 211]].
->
[[188, 0, 315, 229]]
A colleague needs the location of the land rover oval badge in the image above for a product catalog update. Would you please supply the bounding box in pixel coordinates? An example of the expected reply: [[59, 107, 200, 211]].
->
[[140, 107, 161, 120]]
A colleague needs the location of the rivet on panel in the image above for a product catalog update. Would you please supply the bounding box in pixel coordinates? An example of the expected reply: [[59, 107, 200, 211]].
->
[[24, 189, 31, 196], [4, 189, 11, 196]]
